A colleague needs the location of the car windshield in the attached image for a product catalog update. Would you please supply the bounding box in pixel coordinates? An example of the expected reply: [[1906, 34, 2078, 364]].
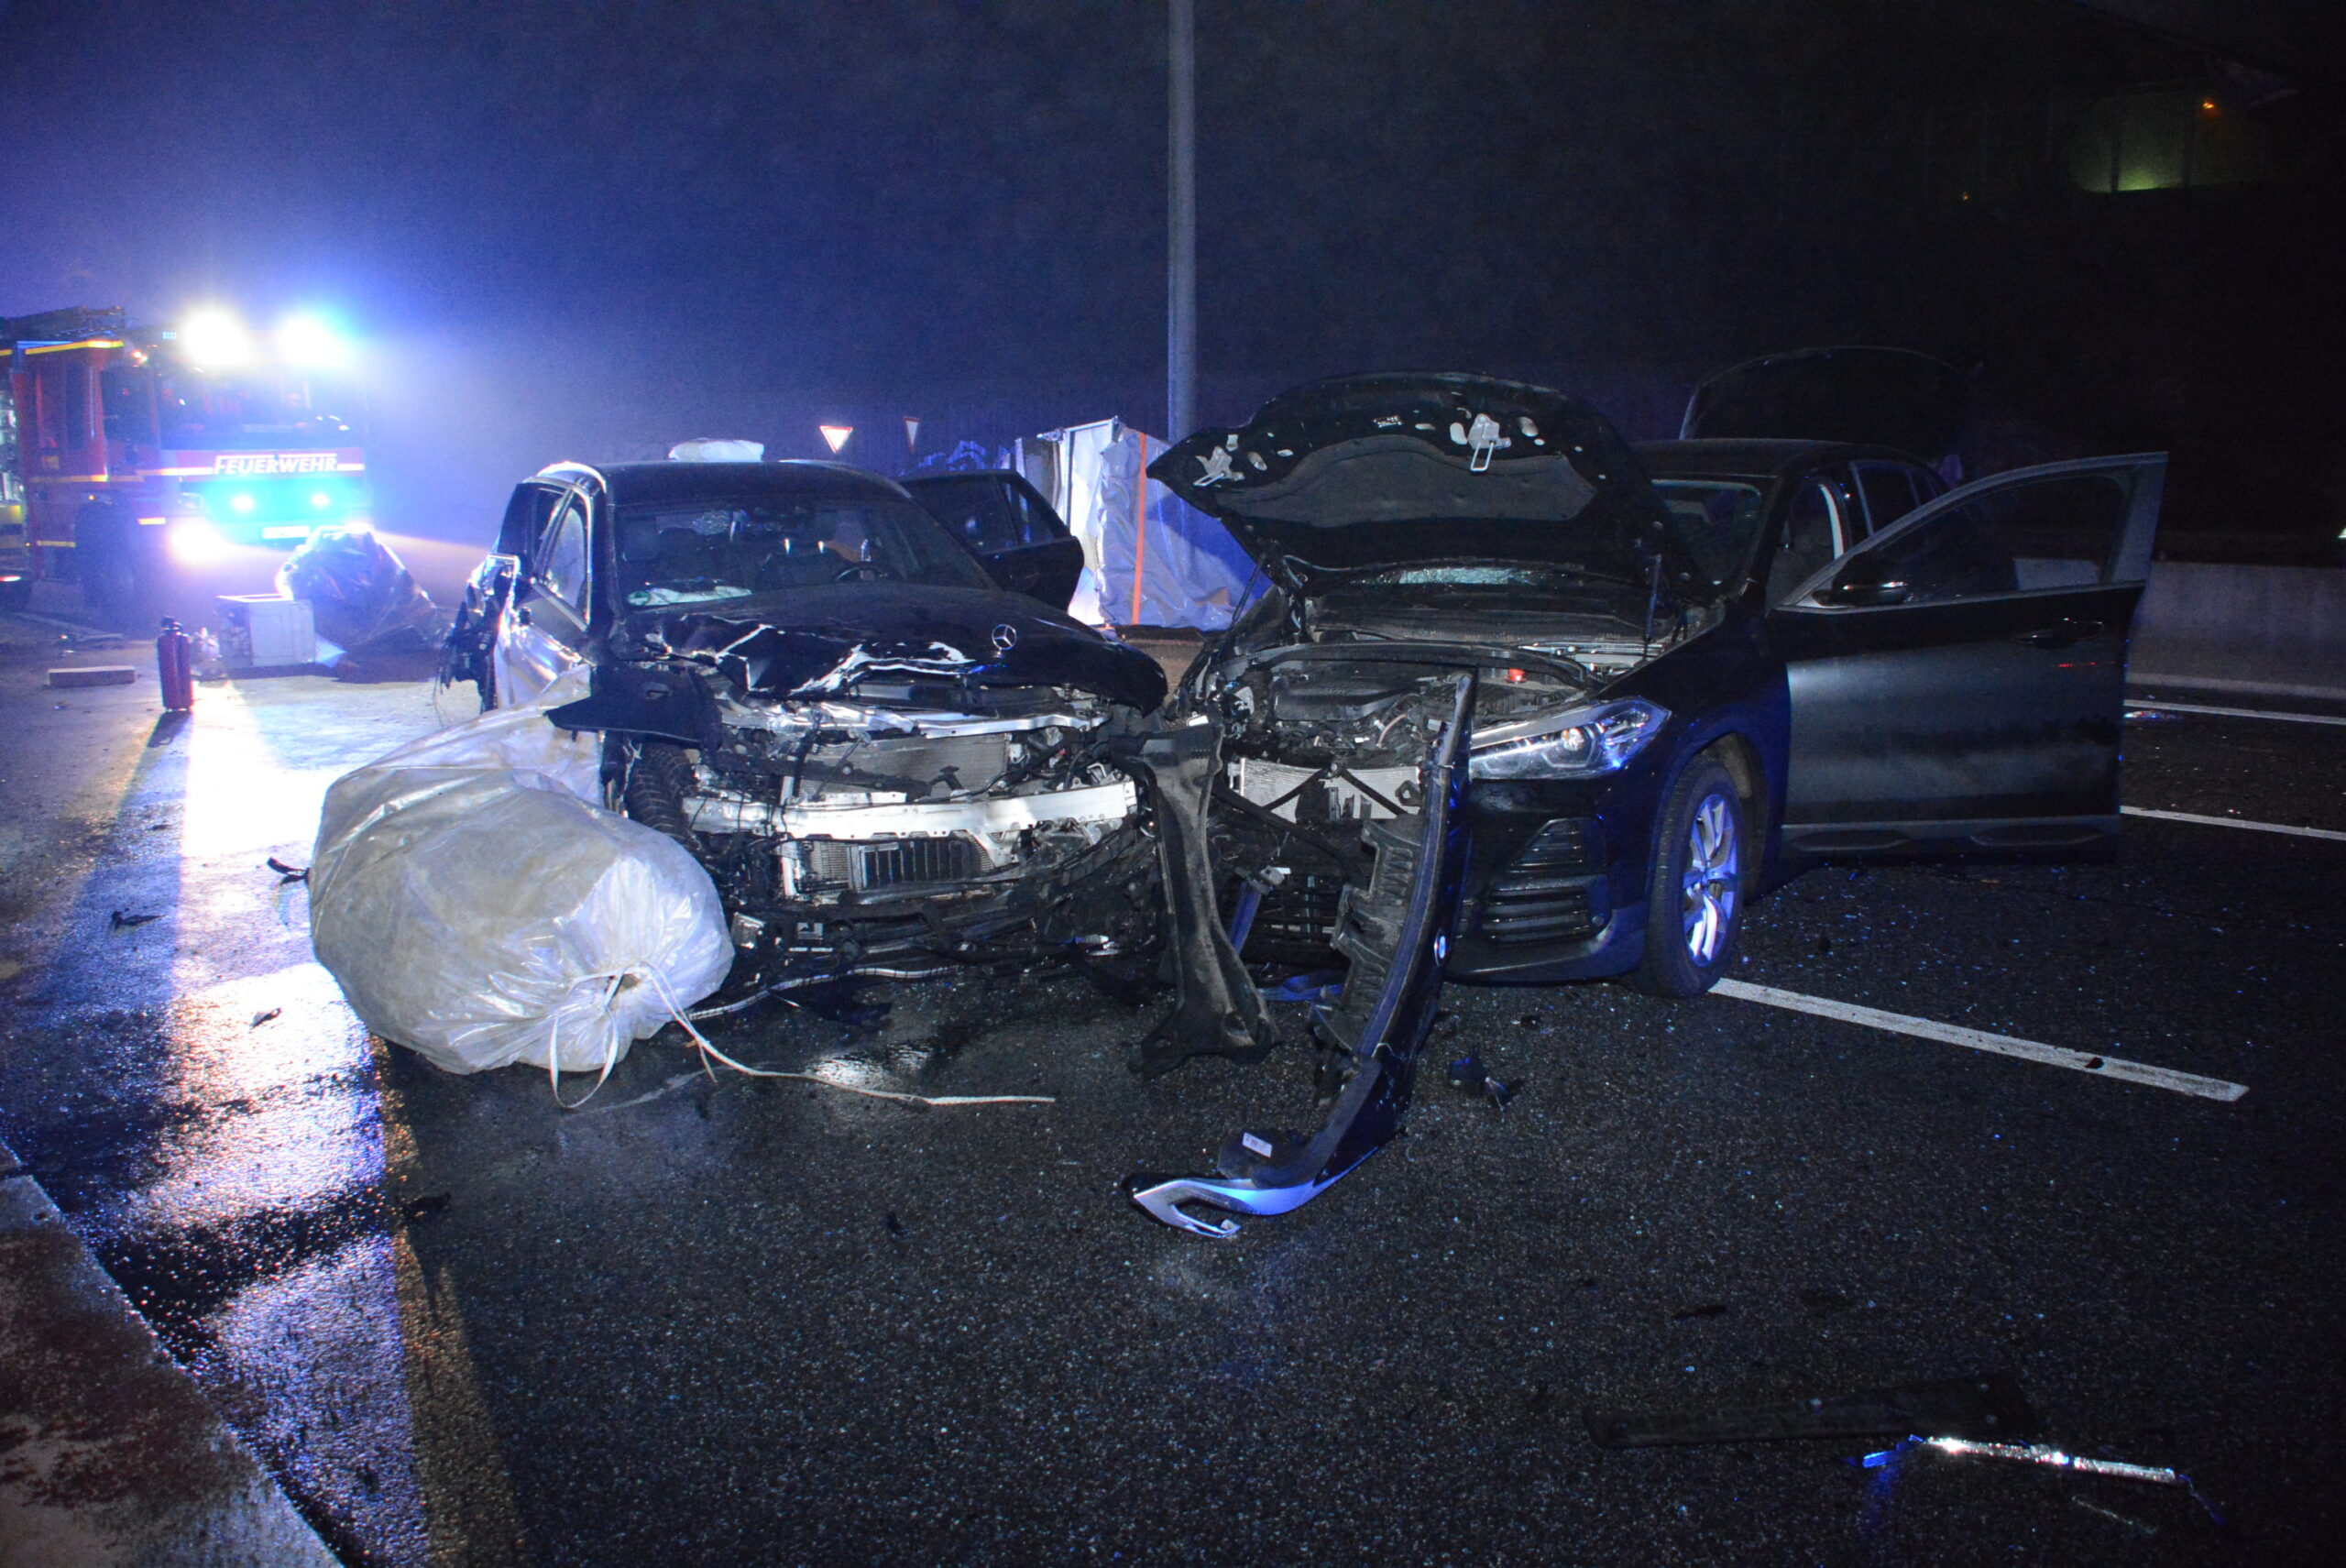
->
[[614, 495, 997, 608], [1653, 479, 1766, 589], [153, 367, 364, 449]]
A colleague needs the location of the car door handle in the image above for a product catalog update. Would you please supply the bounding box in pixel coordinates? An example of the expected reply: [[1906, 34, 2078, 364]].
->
[[2020, 619, 2101, 648]]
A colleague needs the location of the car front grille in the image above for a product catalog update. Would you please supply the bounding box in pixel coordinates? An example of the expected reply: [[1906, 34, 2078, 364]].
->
[[800, 836, 983, 893]]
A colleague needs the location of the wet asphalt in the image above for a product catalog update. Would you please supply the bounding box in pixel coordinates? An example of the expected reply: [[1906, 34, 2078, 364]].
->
[[0, 612, 2339, 1566]]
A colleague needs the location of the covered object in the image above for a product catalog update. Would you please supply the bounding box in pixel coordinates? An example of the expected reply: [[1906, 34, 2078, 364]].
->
[[1017, 419, 1258, 629], [309, 669, 732, 1080]]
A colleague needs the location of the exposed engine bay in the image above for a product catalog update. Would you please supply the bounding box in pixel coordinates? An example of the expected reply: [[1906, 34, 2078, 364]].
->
[[546, 620, 1164, 993]]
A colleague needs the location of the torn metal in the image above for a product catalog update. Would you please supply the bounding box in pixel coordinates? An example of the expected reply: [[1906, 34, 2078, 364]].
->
[[546, 609, 1165, 990]]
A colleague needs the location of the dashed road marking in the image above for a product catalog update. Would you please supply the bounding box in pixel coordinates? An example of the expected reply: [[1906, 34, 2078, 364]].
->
[[2127, 699, 2346, 728], [2121, 806, 2346, 843], [1712, 980, 2248, 1102]]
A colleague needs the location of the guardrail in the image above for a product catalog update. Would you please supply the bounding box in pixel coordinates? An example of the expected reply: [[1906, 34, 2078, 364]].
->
[[2131, 563, 2346, 698]]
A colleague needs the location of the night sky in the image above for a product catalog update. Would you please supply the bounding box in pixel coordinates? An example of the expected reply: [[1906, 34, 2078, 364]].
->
[[3, 1, 2336, 543]]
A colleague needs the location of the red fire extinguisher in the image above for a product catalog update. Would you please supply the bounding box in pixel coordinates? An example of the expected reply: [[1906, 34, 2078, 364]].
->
[[157, 619, 194, 712]]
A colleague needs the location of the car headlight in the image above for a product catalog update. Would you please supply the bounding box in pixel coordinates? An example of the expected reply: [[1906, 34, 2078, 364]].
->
[[1467, 696, 1667, 780]]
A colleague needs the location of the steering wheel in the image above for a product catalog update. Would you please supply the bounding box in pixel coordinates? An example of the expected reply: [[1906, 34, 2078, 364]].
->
[[833, 563, 893, 582]]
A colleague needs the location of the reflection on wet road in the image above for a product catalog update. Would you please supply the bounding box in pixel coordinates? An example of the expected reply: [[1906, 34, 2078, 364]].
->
[[0, 671, 453, 1563]]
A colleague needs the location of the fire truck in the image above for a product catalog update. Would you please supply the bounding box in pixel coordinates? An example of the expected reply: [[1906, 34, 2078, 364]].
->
[[1, 305, 368, 624]]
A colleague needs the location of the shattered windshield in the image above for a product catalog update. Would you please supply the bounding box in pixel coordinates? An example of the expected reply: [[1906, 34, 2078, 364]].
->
[[615, 496, 996, 608], [1653, 479, 1765, 589]]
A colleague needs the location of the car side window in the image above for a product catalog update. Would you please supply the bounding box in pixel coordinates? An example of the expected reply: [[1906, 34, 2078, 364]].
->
[[1766, 477, 1845, 604], [1852, 462, 1922, 533], [498, 484, 563, 562], [1831, 472, 2132, 604], [539, 497, 590, 612], [1009, 485, 1068, 547]]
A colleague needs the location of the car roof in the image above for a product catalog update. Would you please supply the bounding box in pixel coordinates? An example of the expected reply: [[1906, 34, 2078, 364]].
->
[[535, 459, 913, 508], [1633, 437, 1927, 482]]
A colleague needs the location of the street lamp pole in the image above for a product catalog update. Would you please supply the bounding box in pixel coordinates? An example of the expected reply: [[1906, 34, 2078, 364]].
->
[[1168, 0, 1196, 442]]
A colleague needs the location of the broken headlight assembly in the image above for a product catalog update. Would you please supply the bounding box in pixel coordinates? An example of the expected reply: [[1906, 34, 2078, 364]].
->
[[1466, 696, 1666, 780]]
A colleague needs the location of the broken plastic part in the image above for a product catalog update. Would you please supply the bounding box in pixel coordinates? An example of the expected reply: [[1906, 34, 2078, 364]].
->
[[1129, 672, 1474, 1236], [1859, 1436, 2223, 1524]]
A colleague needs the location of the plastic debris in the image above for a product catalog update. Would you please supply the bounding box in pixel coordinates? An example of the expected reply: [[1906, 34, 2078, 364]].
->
[[250, 1008, 281, 1027], [1447, 1055, 1518, 1108], [108, 911, 160, 930], [266, 857, 310, 883], [1859, 1436, 2222, 1523], [275, 525, 438, 653]]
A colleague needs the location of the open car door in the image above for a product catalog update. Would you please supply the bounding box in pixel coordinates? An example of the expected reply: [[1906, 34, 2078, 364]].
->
[[491, 482, 595, 707], [899, 471, 1087, 611], [1770, 455, 2164, 859]]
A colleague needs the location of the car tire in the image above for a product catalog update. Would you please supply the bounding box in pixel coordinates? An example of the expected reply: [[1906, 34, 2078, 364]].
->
[[1628, 753, 1747, 998]]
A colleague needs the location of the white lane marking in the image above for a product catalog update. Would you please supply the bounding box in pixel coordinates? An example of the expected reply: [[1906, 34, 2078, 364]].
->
[[1711, 980, 2248, 1102], [2121, 806, 2346, 843], [2127, 699, 2346, 728]]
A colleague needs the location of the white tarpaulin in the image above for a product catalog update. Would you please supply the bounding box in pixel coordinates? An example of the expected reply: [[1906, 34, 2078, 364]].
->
[[1021, 419, 1259, 630], [309, 669, 732, 1085]]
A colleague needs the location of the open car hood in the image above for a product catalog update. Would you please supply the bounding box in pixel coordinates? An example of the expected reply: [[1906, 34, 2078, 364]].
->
[[1148, 373, 1700, 598], [614, 582, 1167, 712], [1680, 346, 1966, 459]]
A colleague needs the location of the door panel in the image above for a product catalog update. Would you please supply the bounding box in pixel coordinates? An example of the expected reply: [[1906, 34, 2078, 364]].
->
[[493, 488, 592, 706], [1773, 455, 2164, 854]]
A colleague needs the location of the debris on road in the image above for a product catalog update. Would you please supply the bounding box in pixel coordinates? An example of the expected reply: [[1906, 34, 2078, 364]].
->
[[266, 857, 309, 883], [1860, 1435, 2222, 1522], [108, 910, 161, 930], [48, 664, 136, 688], [249, 1008, 281, 1027], [277, 525, 438, 653]]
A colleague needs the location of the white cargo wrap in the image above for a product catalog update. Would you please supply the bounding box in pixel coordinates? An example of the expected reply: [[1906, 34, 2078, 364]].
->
[[308, 668, 732, 1082]]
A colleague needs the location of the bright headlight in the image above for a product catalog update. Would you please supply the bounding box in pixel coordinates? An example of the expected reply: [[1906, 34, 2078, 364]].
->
[[1468, 697, 1667, 780], [165, 518, 228, 565]]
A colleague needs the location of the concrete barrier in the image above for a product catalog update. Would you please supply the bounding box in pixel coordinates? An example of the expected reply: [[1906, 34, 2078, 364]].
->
[[2129, 563, 2346, 699]]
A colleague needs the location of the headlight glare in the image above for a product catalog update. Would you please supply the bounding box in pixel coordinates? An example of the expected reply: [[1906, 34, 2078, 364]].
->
[[1468, 697, 1667, 780]]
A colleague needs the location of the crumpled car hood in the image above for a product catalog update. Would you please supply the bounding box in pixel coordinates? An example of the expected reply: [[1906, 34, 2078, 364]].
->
[[619, 583, 1168, 712], [1147, 372, 1703, 598]]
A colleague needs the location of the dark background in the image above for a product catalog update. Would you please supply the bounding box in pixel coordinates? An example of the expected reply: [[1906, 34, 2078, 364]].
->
[[3, 0, 2340, 557]]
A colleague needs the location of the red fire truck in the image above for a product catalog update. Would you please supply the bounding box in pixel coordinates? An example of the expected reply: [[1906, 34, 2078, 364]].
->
[[1, 305, 368, 624]]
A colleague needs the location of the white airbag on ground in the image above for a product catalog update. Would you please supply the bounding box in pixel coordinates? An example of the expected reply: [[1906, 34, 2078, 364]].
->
[[308, 672, 732, 1080]]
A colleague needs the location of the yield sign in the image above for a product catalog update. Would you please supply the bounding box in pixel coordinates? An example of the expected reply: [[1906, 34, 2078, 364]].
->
[[818, 424, 853, 455]]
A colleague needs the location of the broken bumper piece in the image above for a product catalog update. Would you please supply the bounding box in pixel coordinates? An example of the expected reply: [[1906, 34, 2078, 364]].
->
[[1129, 674, 1474, 1236]]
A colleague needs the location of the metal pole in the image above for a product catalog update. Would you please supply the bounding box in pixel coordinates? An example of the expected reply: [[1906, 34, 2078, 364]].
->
[[1168, 0, 1196, 442]]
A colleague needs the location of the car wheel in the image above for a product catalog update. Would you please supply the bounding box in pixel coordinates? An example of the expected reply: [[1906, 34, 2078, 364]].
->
[[1628, 753, 1746, 997]]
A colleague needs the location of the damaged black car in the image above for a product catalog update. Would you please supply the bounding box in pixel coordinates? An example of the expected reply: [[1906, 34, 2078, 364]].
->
[[1122, 371, 2165, 1234], [439, 456, 1168, 984]]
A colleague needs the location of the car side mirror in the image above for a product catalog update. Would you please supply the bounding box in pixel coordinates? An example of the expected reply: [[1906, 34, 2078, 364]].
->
[[1815, 557, 1911, 608]]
